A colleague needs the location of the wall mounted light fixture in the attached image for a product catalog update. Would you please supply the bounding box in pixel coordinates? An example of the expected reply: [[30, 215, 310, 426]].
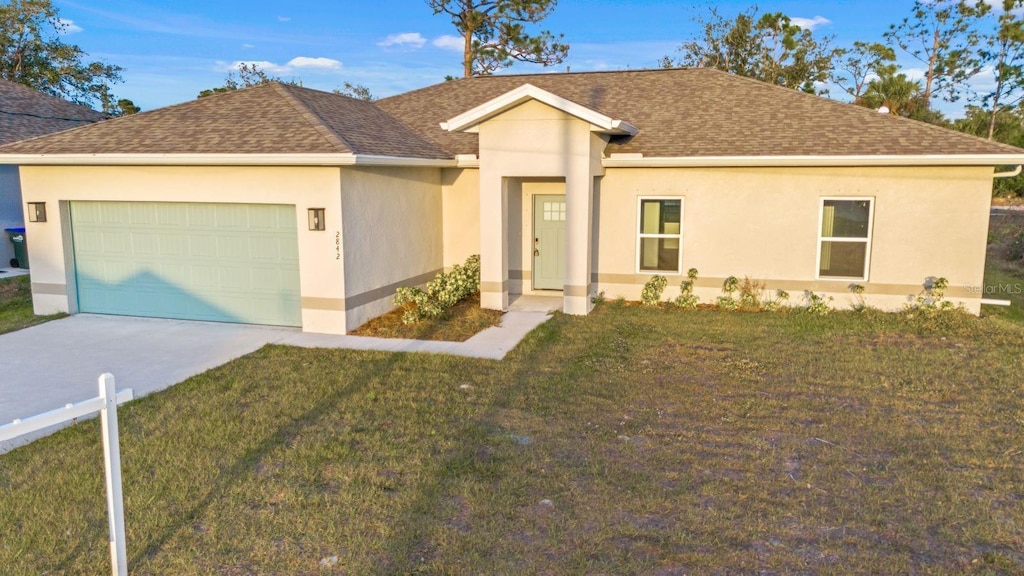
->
[[27, 202, 46, 223], [308, 208, 325, 231]]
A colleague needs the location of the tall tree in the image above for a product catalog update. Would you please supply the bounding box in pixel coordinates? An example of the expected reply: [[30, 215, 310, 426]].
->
[[883, 0, 986, 106], [0, 0, 123, 108], [197, 63, 294, 98], [427, 0, 569, 77], [859, 68, 928, 116], [832, 41, 896, 103], [661, 7, 837, 94], [955, 105, 1024, 196], [333, 82, 374, 101], [976, 0, 1024, 139]]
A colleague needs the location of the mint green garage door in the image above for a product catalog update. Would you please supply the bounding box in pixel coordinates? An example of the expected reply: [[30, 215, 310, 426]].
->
[[71, 201, 301, 326]]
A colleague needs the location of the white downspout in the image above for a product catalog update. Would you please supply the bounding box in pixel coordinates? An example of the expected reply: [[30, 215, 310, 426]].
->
[[994, 165, 1022, 178]]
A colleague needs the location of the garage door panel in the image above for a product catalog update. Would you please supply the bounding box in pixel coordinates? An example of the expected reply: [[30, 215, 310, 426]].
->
[[71, 201, 301, 327]]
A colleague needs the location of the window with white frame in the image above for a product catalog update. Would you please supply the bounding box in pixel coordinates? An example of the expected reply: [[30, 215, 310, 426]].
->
[[637, 198, 683, 273], [817, 198, 873, 280]]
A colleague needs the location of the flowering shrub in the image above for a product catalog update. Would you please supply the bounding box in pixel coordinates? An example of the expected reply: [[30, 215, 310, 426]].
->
[[641, 275, 668, 306], [717, 276, 740, 310], [394, 255, 481, 324], [803, 291, 834, 315], [906, 276, 956, 315], [674, 268, 700, 308]]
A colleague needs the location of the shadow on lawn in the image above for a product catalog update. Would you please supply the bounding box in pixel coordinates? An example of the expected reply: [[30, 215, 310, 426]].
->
[[52, 349, 402, 572]]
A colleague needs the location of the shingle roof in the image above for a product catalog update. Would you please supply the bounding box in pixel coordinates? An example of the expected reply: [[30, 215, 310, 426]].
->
[[0, 79, 106, 145], [2, 68, 1021, 159], [0, 83, 449, 158], [378, 67, 1024, 157]]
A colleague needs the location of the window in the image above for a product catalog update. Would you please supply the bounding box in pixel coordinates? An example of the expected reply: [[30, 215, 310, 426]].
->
[[637, 198, 683, 273], [818, 198, 873, 280]]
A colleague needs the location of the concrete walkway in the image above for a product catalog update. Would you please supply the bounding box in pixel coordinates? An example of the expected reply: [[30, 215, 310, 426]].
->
[[0, 309, 552, 452]]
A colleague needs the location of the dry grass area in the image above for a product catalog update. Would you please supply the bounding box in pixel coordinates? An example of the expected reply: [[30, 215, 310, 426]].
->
[[1, 303, 1022, 574], [351, 294, 503, 342], [0, 275, 64, 335], [982, 211, 1024, 324]]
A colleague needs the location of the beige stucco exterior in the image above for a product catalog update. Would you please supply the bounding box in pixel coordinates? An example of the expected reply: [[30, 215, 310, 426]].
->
[[16, 164, 448, 334], [594, 166, 993, 313], [475, 99, 606, 314], [441, 167, 479, 269], [340, 166, 443, 331]]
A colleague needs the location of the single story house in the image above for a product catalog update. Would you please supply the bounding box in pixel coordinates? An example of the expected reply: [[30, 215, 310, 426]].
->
[[0, 79, 106, 266], [0, 68, 1021, 334]]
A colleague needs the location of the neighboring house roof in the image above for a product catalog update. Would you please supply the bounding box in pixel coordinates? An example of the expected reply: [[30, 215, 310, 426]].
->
[[0, 79, 106, 145], [0, 68, 1021, 161], [0, 82, 449, 158]]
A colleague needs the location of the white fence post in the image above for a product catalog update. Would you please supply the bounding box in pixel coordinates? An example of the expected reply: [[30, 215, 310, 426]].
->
[[99, 373, 129, 576]]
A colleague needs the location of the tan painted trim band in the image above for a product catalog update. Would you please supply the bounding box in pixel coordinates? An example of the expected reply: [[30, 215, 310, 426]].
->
[[595, 274, 978, 299], [300, 297, 346, 311], [344, 269, 442, 311], [31, 282, 67, 296], [480, 280, 510, 293], [509, 269, 532, 281], [564, 285, 589, 297]]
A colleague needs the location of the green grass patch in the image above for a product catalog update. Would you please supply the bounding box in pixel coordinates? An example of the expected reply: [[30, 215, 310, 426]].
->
[[983, 212, 1024, 325], [1, 304, 1022, 574], [0, 275, 64, 335], [351, 294, 503, 341]]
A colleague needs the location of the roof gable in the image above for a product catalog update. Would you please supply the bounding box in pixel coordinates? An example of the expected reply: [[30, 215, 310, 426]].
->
[[440, 83, 637, 135]]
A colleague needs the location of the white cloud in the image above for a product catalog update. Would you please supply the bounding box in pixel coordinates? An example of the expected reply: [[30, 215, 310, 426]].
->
[[277, 16, 291, 22], [58, 18, 83, 34], [790, 16, 831, 31], [287, 56, 342, 70], [241, 43, 254, 49], [432, 35, 464, 51], [379, 32, 427, 49]]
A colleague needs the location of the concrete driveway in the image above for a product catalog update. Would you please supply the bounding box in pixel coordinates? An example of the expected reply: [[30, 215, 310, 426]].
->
[[0, 314, 296, 453]]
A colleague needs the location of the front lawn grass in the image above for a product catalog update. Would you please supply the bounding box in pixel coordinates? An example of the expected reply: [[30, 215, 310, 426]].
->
[[2, 304, 1022, 574], [351, 294, 503, 341], [0, 275, 64, 335], [982, 211, 1024, 325]]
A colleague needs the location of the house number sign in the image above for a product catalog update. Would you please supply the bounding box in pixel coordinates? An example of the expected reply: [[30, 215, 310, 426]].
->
[[335, 231, 341, 260]]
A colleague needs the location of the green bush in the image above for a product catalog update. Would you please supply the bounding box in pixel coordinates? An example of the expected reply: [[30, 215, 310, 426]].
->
[[674, 268, 700, 308], [717, 276, 740, 310], [394, 255, 481, 324], [641, 275, 668, 306]]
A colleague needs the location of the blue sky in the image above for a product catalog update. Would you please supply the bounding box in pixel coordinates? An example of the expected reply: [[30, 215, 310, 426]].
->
[[53, 0, 986, 115]]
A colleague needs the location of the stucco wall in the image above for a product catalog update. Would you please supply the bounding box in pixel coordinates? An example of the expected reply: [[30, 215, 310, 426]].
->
[[0, 165, 22, 266], [441, 167, 479, 268], [476, 99, 607, 313], [340, 165, 443, 330], [17, 165, 347, 332], [594, 166, 994, 313]]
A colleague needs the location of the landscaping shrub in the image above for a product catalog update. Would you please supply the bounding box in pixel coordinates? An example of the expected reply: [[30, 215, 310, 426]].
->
[[641, 275, 668, 306], [717, 276, 740, 310], [673, 268, 700, 308], [394, 255, 481, 324]]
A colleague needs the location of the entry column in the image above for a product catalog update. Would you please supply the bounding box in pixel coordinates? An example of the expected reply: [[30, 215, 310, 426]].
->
[[479, 172, 508, 310], [563, 166, 593, 315]]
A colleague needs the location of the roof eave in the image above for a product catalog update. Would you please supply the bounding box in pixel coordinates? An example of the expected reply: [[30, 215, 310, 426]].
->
[[0, 153, 457, 167], [602, 154, 1024, 168]]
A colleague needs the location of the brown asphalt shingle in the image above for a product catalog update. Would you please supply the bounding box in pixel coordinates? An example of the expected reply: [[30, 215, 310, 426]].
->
[[2, 68, 1022, 159], [378, 68, 1024, 157], [0, 79, 106, 145], [0, 83, 449, 157]]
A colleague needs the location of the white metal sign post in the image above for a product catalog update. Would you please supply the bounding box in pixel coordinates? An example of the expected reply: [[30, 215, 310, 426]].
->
[[0, 373, 133, 576]]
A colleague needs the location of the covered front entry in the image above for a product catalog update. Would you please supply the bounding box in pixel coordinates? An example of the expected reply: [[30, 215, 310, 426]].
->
[[532, 194, 566, 290], [70, 201, 302, 326]]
